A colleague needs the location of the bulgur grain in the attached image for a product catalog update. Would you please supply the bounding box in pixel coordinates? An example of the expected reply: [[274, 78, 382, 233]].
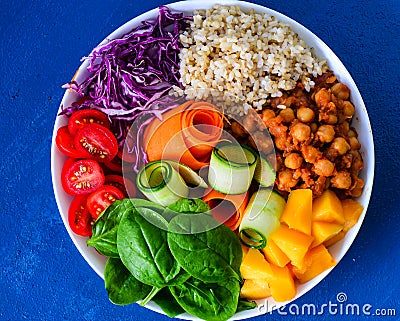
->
[[179, 5, 328, 113]]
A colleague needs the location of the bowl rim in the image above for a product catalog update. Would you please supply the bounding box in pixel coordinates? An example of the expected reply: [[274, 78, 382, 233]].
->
[[51, 0, 375, 319]]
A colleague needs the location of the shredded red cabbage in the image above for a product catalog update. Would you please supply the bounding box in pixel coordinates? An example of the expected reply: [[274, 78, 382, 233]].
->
[[61, 6, 191, 164]]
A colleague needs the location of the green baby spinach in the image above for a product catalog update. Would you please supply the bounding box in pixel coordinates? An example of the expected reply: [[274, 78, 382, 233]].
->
[[87, 199, 131, 257], [117, 208, 189, 304], [153, 287, 185, 318], [104, 257, 151, 305], [236, 299, 258, 313], [167, 213, 243, 283], [168, 198, 210, 214], [87, 198, 164, 257], [170, 277, 240, 321]]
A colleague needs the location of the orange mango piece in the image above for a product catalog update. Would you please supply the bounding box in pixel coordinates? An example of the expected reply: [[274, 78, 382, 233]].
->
[[240, 248, 273, 280], [342, 198, 363, 232], [268, 264, 296, 302], [280, 189, 312, 235], [240, 278, 271, 300], [311, 221, 343, 247], [312, 189, 345, 224], [324, 231, 345, 247], [269, 224, 314, 268], [292, 244, 336, 283], [262, 239, 290, 267]]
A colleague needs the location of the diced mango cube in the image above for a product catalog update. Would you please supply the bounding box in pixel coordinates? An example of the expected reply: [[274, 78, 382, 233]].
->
[[240, 278, 271, 300], [311, 221, 343, 247], [269, 224, 314, 268], [324, 231, 345, 247], [312, 190, 345, 224], [342, 198, 363, 232], [262, 239, 290, 267], [280, 189, 312, 235], [292, 244, 336, 283], [240, 248, 272, 280], [268, 264, 296, 302]]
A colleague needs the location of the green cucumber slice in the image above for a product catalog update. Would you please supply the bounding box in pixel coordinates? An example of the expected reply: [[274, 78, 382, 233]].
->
[[254, 154, 276, 187], [208, 142, 257, 195], [239, 189, 286, 249], [137, 161, 189, 206], [164, 160, 208, 188]]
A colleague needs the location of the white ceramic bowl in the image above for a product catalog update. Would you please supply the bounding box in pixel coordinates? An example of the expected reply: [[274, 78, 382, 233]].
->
[[51, 0, 375, 319]]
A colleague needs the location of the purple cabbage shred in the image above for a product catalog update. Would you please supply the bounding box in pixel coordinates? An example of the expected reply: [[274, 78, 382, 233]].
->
[[60, 6, 192, 171]]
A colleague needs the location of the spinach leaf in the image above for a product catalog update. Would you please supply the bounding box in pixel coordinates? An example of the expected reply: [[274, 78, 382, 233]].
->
[[153, 287, 185, 318], [167, 213, 243, 283], [87, 199, 131, 257], [170, 277, 240, 321], [87, 199, 165, 257], [104, 257, 151, 305], [168, 198, 210, 214], [236, 299, 258, 313], [117, 208, 189, 290]]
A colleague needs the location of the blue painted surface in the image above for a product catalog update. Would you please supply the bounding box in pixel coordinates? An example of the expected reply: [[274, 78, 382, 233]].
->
[[0, 0, 399, 320]]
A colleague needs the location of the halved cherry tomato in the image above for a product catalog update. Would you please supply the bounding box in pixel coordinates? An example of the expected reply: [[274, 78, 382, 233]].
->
[[103, 154, 123, 173], [74, 124, 118, 163], [68, 109, 111, 136], [55, 126, 83, 158], [104, 175, 137, 198], [86, 185, 125, 219], [68, 195, 93, 237], [62, 159, 105, 195]]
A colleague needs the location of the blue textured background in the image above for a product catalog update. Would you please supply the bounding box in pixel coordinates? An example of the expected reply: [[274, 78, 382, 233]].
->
[[0, 0, 399, 320]]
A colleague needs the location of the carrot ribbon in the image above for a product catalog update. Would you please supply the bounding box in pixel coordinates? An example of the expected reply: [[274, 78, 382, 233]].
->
[[202, 188, 249, 231], [143, 101, 223, 170]]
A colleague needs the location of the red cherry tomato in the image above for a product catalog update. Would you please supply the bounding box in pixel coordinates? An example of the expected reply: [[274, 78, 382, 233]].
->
[[62, 159, 105, 195], [74, 124, 118, 163], [104, 175, 137, 198], [68, 109, 111, 136], [86, 185, 125, 219], [68, 195, 93, 237], [55, 126, 83, 158], [103, 154, 123, 173]]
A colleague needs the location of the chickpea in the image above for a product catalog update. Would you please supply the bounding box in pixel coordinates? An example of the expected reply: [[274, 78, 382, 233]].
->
[[291, 123, 311, 142], [279, 108, 295, 123], [277, 169, 299, 191], [337, 121, 350, 136], [297, 107, 315, 123], [301, 145, 322, 164], [231, 121, 247, 138], [331, 171, 351, 189], [347, 129, 356, 138], [313, 158, 335, 176], [326, 114, 338, 124], [261, 109, 275, 125], [331, 137, 350, 155], [284, 153, 303, 169], [331, 83, 350, 100], [342, 101, 355, 118], [314, 88, 331, 107], [316, 125, 335, 143], [275, 136, 288, 151], [348, 136, 361, 150]]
